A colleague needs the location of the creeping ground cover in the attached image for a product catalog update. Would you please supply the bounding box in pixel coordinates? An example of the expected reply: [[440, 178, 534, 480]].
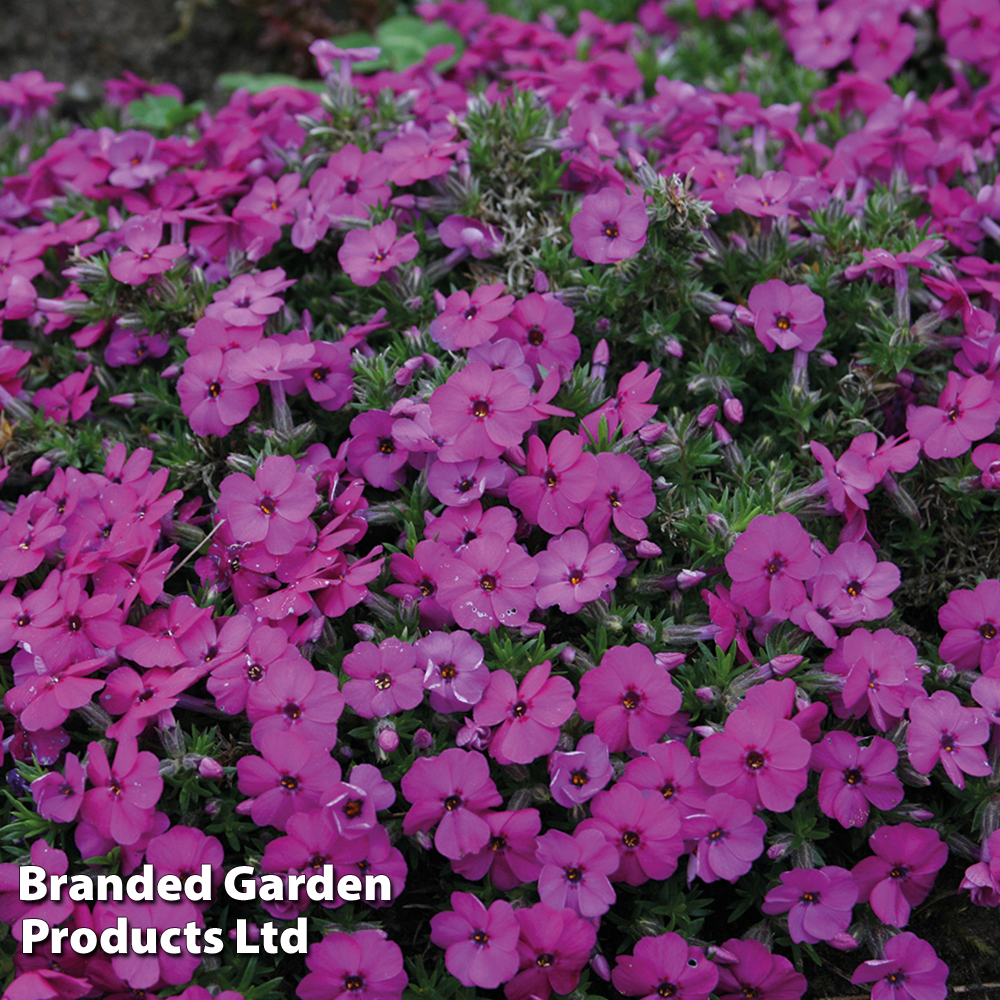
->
[[2, 0, 1000, 997]]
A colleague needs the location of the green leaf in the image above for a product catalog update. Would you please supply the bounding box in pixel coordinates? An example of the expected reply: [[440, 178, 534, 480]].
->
[[371, 14, 464, 73], [126, 94, 204, 132], [216, 73, 327, 95]]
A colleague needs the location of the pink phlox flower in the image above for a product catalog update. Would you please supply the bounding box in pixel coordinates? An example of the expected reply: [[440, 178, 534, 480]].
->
[[426, 457, 511, 507], [34, 365, 98, 424], [382, 124, 466, 185], [684, 792, 767, 884], [570, 186, 649, 263], [548, 732, 613, 807], [205, 267, 295, 328], [387, 540, 460, 630], [338, 219, 419, 287], [586, 362, 661, 440], [621, 739, 713, 815], [809, 439, 877, 512], [811, 541, 900, 626], [207, 622, 302, 715], [906, 689, 990, 789], [247, 657, 344, 749], [612, 933, 719, 1000], [226, 337, 315, 386], [430, 892, 520, 990], [310, 143, 391, 219], [430, 362, 533, 463], [237, 730, 334, 831], [467, 338, 535, 388], [438, 215, 504, 259], [812, 730, 903, 828], [117, 594, 211, 668], [714, 938, 807, 1000], [852, 9, 916, 80], [436, 531, 538, 633], [851, 931, 948, 1000], [473, 660, 575, 765], [424, 499, 517, 552], [0, 839, 73, 940], [939, 578, 1000, 671], [100, 665, 200, 740], [509, 432, 597, 534], [186, 315, 263, 355], [297, 929, 407, 1000], [322, 779, 378, 840], [583, 452, 655, 542], [699, 701, 811, 811], [233, 172, 308, 228], [346, 409, 410, 490], [107, 211, 186, 285], [852, 823, 948, 927], [973, 443, 1000, 492], [907, 372, 1000, 459], [177, 347, 259, 437], [746, 279, 826, 353], [342, 637, 424, 719], [0, 497, 64, 580], [762, 866, 858, 944], [217, 455, 318, 556], [577, 643, 682, 753], [106, 130, 168, 189], [495, 291, 580, 382], [939, 0, 1000, 67], [451, 807, 543, 889], [535, 529, 623, 613], [702, 584, 751, 660], [848, 431, 921, 481], [577, 783, 683, 885], [389, 400, 444, 454], [960, 829, 1000, 907], [828, 628, 923, 731], [146, 825, 224, 903], [728, 170, 802, 217], [415, 628, 489, 713], [971, 672, 1000, 731], [284, 339, 353, 412], [725, 512, 819, 619], [401, 748, 502, 859], [535, 827, 618, 918], [0, 70, 63, 121], [82, 738, 163, 845], [429, 282, 516, 350], [505, 903, 597, 1000], [177, 611, 252, 675], [31, 751, 86, 822]]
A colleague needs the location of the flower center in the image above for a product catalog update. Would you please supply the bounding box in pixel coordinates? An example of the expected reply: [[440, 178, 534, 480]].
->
[[343, 975, 364, 992], [608, 490, 622, 507], [419, 578, 436, 597], [622, 829, 640, 848], [67, 615, 83, 632], [742, 989, 760, 999], [846, 580, 863, 597], [535, 953, 555, 968], [940, 732, 956, 752], [458, 477, 476, 493], [622, 690, 641, 710], [565, 866, 583, 883], [463, 306, 479, 321], [570, 768, 588, 787], [800, 891, 819, 903], [246, 663, 264, 682], [280, 775, 299, 790], [946, 405, 961, 422], [844, 768, 863, 785], [775, 314, 791, 330], [16, 613, 29, 627], [527, 325, 545, 346], [344, 179, 359, 194], [472, 929, 489, 945], [259, 496, 276, 516], [440, 663, 456, 680], [980, 622, 998, 640], [708, 827, 725, 840], [374, 673, 393, 690], [765, 556, 786, 577], [602, 221, 619, 239], [660, 782, 675, 799], [109, 780, 123, 797], [472, 399, 490, 419], [343, 799, 363, 819], [479, 574, 497, 591], [568, 568, 584, 585], [512, 700, 528, 718], [283, 703, 302, 719], [886, 971, 906, 985], [745, 750, 765, 770], [657, 984, 678, 999], [490, 835, 506, 851], [444, 795, 462, 811], [378, 437, 395, 454], [889, 866, 908, 880]]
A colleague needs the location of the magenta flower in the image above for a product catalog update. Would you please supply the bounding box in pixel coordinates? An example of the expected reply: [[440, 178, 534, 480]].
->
[[387, 540, 461, 630], [81, 738, 163, 845], [342, 638, 424, 719], [496, 292, 580, 381], [437, 532, 538, 633], [812, 731, 903, 828], [505, 903, 597, 1000], [217, 455, 318, 556], [583, 452, 656, 542], [535, 529, 622, 613], [536, 828, 618, 918], [430, 282, 516, 350], [939, 578, 1000, 671], [438, 215, 504, 259], [724, 512, 819, 618], [508, 431, 598, 534], [31, 751, 86, 822], [960, 829, 1000, 907], [451, 808, 543, 889], [852, 824, 948, 927], [430, 362, 533, 463], [811, 541, 900, 626], [612, 933, 718, 1000], [415, 629, 489, 714], [108, 211, 186, 286], [571, 187, 649, 263], [178, 348, 259, 437], [715, 938, 807, 1000], [698, 702, 811, 812], [621, 740, 712, 816], [401, 748, 502, 859], [578, 782, 683, 885], [548, 733, 613, 807], [851, 932, 948, 1000], [473, 660, 574, 764], [576, 643, 682, 752], [728, 170, 801, 217], [338, 219, 418, 287], [907, 372, 1000, 459], [430, 892, 520, 990], [246, 658, 344, 749], [906, 690, 990, 789], [761, 866, 858, 944], [297, 929, 407, 1000], [205, 267, 295, 328], [0, 839, 73, 940], [810, 439, 879, 512], [33, 365, 99, 424], [746, 279, 826, 353], [684, 792, 766, 884], [5, 656, 106, 732], [426, 456, 510, 507]]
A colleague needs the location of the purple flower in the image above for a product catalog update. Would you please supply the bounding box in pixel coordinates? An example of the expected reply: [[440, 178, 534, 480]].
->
[[81, 738, 162, 846], [473, 660, 575, 765], [906, 690, 990, 789], [761, 866, 858, 944], [430, 892, 520, 990], [570, 187, 649, 263], [535, 529, 622, 613], [548, 733, 613, 807], [960, 829, 1000, 907], [438, 215, 504, 258], [342, 638, 424, 719], [415, 629, 489, 714], [621, 740, 712, 816], [496, 292, 580, 381], [536, 828, 618, 918], [684, 792, 766, 884], [30, 751, 86, 822], [576, 643, 682, 753], [907, 372, 1000, 460], [178, 348, 259, 438], [430, 283, 516, 350], [387, 540, 461, 630], [426, 457, 510, 507], [451, 808, 543, 889], [337, 219, 418, 287], [246, 658, 344, 749], [612, 933, 718, 1000], [108, 211, 186, 285], [401, 748, 502, 859], [583, 452, 656, 542], [205, 267, 295, 328], [297, 929, 407, 1000], [812, 731, 903, 828], [746, 279, 827, 352], [715, 938, 807, 1000], [852, 823, 948, 927], [850, 932, 948, 1000], [811, 541, 900, 626], [938, 578, 1000, 671], [810, 439, 878, 512], [505, 903, 596, 1000]]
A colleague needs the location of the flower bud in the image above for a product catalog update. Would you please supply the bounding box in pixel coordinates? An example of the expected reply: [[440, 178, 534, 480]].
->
[[590, 955, 611, 982], [30, 457, 52, 477], [636, 540, 662, 558], [722, 397, 744, 424], [655, 652, 685, 670], [533, 270, 550, 293], [677, 568, 707, 590], [697, 404, 719, 427], [413, 729, 433, 750], [709, 313, 733, 332], [109, 393, 136, 409], [412, 829, 434, 851], [198, 757, 225, 780], [769, 654, 803, 676], [353, 623, 378, 642], [695, 686, 716, 704], [235, 799, 254, 815], [375, 724, 399, 755], [706, 512, 728, 535], [663, 337, 683, 358], [827, 932, 859, 951]]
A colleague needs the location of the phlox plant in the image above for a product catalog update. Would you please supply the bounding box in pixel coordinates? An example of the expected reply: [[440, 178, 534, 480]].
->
[[3, 1, 1000, 1000]]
